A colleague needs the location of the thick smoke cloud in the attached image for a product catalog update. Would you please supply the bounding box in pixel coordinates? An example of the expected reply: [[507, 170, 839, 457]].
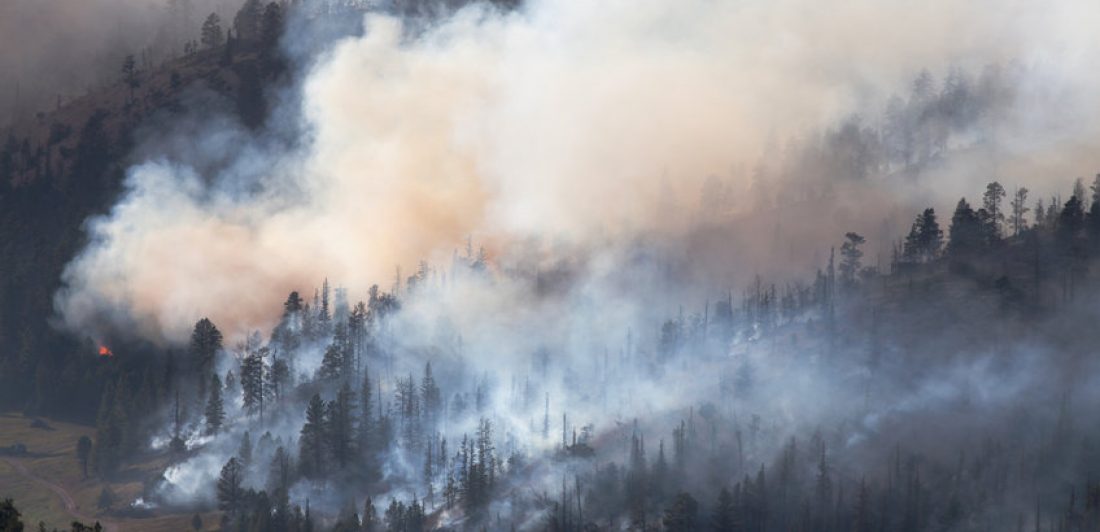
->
[[54, 0, 1100, 344]]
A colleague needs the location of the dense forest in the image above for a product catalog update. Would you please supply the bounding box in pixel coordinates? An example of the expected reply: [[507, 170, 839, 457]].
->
[[34, 171, 1100, 532], [3, 1, 1100, 532]]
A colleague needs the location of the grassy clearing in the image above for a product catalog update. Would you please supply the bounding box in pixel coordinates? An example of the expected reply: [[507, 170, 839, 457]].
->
[[0, 412, 220, 531]]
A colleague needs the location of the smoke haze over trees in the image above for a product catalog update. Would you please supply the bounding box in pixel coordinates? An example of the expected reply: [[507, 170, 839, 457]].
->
[[4, 0, 1100, 530]]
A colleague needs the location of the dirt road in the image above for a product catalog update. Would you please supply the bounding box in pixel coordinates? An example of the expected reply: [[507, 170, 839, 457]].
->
[[2, 457, 119, 532]]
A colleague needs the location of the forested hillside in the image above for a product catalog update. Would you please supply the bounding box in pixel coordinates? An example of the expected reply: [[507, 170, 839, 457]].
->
[[3, 1, 1100, 531]]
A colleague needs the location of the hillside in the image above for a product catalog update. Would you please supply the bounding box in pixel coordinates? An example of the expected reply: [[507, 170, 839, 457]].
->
[[0, 34, 282, 419]]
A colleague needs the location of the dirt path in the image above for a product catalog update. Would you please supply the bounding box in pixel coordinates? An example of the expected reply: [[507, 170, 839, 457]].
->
[[2, 457, 119, 532]]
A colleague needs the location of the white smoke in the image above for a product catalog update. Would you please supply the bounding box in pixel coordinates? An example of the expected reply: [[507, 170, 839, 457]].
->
[[53, 0, 1100, 346]]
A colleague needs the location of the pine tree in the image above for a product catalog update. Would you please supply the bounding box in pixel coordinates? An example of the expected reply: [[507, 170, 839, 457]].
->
[[948, 198, 982, 257], [317, 322, 351, 382], [363, 497, 379, 532], [384, 499, 405, 531], [1058, 195, 1085, 249], [240, 348, 266, 418], [853, 478, 872, 532], [217, 457, 244, 515], [358, 367, 375, 445], [839, 232, 866, 288], [349, 302, 368, 373], [299, 394, 327, 478], [663, 492, 699, 532], [232, 0, 263, 41], [1088, 197, 1100, 254], [0, 498, 24, 530], [93, 381, 127, 478], [627, 433, 648, 528], [982, 181, 1006, 241], [652, 439, 669, 504], [815, 447, 833, 527], [420, 361, 442, 424], [238, 431, 253, 471], [1034, 199, 1047, 231], [260, 2, 284, 56], [327, 382, 356, 469], [903, 208, 943, 263], [200, 13, 223, 48], [266, 355, 289, 406], [713, 487, 737, 532], [1011, 187, 1030, 236], [424, 440, 435, 508], [268, 445, 291, 495], [190, 318, 223, 400], [204, 373, 225, 434]]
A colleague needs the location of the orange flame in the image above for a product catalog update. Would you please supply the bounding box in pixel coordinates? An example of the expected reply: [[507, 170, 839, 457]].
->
[[98, 346, 113, 357]]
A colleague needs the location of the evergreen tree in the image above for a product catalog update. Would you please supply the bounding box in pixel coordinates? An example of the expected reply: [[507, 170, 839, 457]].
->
[[240, 348, 266, 418], [318, 322, 351, 382], [238, 431, 253, 471], [420, 362, 442, 425], [626, 434, 649, 528], [1074, 178, 1088, 213], [1058, 195, 1086, 248], [217, 457, 244, 515], [284, 291, 303, 315], [384, 499, 405, 532], [204, 373, 225, 434], [363, 497, 379, 532], [266, 355, 289, 407], [273, 291, 303, 357], [233, 0, 263, 41], [815, 447, 833, 527], [1087, 197, 1100, 254], [0, 498, 24, 530], [424, 440, 435, 508], [93, 382, 128, 478], [358, 366, 375, 454], [663, 492, 699, 532], [712, 487, 737, 532], [652, 439, 669, 504], [260, 2, 284, 55], [268, 445, 292, 496], [1011, 187, 1030, 236], [327, 381, 356, 469], [348, 303, 368, 375], [839, 232, 866, 288], [299, 394, 327, 478], [200, 13, 223, 49], [190, 318, 223, 400], [853, 478, 872, 532], [948, 198, 983, 257], [981, 181, 1006, 241], [222, 29, 236, 65], [903, 208, 943, 263]]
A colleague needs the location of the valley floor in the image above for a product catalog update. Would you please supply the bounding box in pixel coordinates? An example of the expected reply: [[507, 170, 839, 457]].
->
[[0, 412, 218, 531]]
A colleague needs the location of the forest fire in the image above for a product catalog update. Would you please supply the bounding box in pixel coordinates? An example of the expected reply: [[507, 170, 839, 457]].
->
[[98, 345, 113, 357]]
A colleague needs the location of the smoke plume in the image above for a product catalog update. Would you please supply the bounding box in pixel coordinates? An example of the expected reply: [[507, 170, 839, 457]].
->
[[55, 0, 1100, 343]]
